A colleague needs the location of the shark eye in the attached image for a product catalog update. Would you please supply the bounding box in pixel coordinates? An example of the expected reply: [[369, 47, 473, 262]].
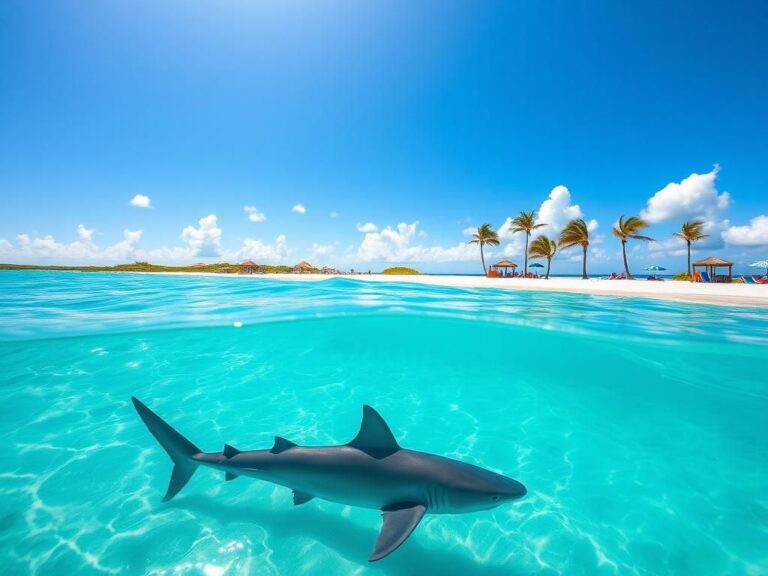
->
[[491, 495, 500, 501]]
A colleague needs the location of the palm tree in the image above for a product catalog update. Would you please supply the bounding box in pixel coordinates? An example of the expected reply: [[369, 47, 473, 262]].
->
[[510, 211, 546, 275], [468, 223, 500, 275], [559, 218, 590, 279], [612, 215, 654, 279], [673, 220, 709, 276], [528, 235, 557, 279]]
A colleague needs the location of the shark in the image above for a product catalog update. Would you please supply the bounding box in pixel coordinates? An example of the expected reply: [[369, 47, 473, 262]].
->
[[132, 397, 527, 561]]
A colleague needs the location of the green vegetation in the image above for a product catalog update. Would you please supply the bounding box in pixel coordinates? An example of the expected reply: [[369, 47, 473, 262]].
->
[[559, 218, 591, 279], [673, 220, 709, 276], [0, 262, 293, 274], [381, 267, 420, 275], [673, 272, 692, 281], [467, 224, 500, 275], [528, 235, 557, 279], [612, 215, 654, 279], [510, 210, 545, 275]]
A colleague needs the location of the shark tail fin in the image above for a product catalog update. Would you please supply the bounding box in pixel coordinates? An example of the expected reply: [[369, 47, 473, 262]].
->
[[132, 397, 202, 502]]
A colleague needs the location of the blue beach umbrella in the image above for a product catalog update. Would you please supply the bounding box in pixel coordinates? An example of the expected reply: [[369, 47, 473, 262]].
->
[[529, 262, 544, 268], [644, 265, 666, 272], [749, 260, 768, 275]]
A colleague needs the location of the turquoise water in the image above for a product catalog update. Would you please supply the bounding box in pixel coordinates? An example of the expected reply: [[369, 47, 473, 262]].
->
[[1, 271, 767, 575]]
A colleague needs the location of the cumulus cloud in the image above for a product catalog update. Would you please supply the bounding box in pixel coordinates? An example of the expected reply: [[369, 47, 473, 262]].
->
[[181, 214, 222, 257], [236, 234, 288, 261], [536, 185, 598, 236], [722, 215, 768, 246], [292, 204, 306, 214], [356, 222, 378, 233], [0, 226, 142, 262], [357, 221, 477, 262], [130, 194, 152, 208], [495, 186, 597, 259], [462, 226, 477, 236], [77, 224, 96, 242], [102, 230, 143, 259], [243, 206, 266, 223], [641, 166, 729, 224], [310, 242, 337, 263]]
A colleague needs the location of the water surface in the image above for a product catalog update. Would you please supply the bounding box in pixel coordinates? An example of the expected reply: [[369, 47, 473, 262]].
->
[[1, 271, 766, 575]]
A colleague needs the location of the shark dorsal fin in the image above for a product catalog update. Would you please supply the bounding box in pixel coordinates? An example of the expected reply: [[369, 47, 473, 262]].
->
[[223, 443, 240, 458], [348, 405, 400, 459], [271, 436, 297, 454]]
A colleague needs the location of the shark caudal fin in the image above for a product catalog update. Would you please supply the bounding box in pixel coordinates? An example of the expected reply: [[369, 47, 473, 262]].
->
[[132, 397, 202, 502]]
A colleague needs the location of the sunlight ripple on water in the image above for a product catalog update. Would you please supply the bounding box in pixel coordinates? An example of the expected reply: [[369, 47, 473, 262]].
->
[[0, 271, 766, 575]]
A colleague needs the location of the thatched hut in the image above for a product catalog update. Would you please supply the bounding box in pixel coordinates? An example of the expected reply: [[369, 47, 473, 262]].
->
[[293, 260, 314, 274], [489, 260, 518, 277], [693, 256, 733, 283], [240, 260, 258, 274]]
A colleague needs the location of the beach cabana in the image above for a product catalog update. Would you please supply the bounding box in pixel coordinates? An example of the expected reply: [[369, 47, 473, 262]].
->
[[489, 260, 517, 277], [293, 260, 314, 274], [240, 260, 258, 274], [693, 256, 733, 283]]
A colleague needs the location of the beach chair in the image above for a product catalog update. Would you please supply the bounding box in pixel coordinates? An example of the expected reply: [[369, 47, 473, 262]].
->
[[699, 271, 712, 283], [742, 276, 757, 284]]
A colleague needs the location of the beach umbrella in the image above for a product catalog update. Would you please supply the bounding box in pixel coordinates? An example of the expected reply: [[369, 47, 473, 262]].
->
[[644, 265, 666, 271], [749, 260, 768, 275], [529, 263, 544, 268]]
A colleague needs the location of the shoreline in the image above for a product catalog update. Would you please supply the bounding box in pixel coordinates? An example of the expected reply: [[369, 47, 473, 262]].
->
[[109, 270, 768, 308]]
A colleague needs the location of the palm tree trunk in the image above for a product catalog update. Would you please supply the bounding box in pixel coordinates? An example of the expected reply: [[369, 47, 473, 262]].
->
[[524, 234, 529, 275], [621, 239, 631, 279], [687, 241, 691, 277], [480, 244, 487, 275], [546, 257, 551, 279], [582, 245, 588, 279]]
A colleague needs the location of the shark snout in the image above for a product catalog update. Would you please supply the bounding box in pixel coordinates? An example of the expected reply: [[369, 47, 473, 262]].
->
[[502, 478, 527, 500]]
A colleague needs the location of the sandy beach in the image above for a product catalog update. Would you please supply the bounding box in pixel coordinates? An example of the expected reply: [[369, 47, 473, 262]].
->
[[131, 271, 768, 308]]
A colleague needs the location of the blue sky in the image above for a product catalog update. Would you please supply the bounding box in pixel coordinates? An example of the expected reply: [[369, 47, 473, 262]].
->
[[1, 1, 767, 273]]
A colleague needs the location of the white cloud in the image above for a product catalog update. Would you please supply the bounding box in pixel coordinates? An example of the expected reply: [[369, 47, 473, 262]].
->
[[292, 204, 306, 214], [641, 166, 729, 224], [462, 226, 476, 236], [181, 214, 222, 257], [130, 194, 152, 208], [356, 222, 378, 233], [235, 234, 288, 261], [0, 226, 142, 262], [102, 229, 143, 260], [330, 211, 339, 218], [310, 242, 337, 263], [243, 206, 266, 223], [537, 185, 591, 235], [723, 215, 768, 246], [495, 186, 598, 260], [77, 224, 95, 242], [357, 221, 477, 262]]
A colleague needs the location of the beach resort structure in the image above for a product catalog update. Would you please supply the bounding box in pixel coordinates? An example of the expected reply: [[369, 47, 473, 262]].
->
[[488, 260, 518, 278], [692, 256, 734, 283]]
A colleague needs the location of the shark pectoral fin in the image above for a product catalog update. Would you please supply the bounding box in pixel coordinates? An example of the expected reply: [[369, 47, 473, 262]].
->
[[369, 503, 426, 562], [348, 405, 401, 459], [225, 472, 238, 481], [293, 490, 314, 506]]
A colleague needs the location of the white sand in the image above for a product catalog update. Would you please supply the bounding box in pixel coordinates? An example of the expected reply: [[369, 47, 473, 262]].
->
[[133, 271, 768, 308]]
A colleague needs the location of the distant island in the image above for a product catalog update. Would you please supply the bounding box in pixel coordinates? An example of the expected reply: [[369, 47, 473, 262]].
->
[[381, 267, 420, 275], [0, 261, 422, 275]]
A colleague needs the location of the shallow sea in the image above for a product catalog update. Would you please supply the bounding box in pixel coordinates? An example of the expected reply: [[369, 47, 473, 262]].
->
[[1, 271, 766, 575]]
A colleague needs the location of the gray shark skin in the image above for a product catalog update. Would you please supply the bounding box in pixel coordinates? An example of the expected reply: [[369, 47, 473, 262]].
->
[[132, 397, 526, 561]]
